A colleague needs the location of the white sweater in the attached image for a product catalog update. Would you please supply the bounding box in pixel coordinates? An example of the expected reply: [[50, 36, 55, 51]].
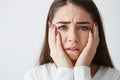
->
[[23, 63, 120, 80]]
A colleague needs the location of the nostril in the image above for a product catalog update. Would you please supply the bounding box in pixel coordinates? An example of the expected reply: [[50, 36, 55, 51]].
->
[[75, 40, 77, 42], [69, 40, 72, 42], [69, 40, 78, 43]]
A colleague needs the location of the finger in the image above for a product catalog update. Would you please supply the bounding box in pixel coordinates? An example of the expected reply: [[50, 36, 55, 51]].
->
[[93, 22, 99, 39], [84, 31, 93, 50], [48, 23, 56, 48], [56, 32, 73, 67], [78, 31, 93, 60], [51, 24, 56, 43], [48, 22, 52, 44], [56, 32, 64, 51], [75, 31, 94, 66], [93, 22, 100, 46]]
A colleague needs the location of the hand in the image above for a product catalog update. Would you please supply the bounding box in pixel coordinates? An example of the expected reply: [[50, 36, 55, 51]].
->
[[48, 23, 73, 68], [75, 22, 100, 66]]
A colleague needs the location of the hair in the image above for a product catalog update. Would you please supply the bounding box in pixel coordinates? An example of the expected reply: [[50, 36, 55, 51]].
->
[[38, 0, 114, 68]]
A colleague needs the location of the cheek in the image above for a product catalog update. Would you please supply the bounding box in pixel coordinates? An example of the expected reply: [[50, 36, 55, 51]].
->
[[59, 32, 66, 43], [58, 31, 67, 48]]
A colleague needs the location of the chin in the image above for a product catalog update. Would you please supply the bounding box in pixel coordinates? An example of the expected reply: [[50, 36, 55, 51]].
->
[[71, 57, 78, 61], [68, 54, 79, 61], [66, 51, 81, 61]]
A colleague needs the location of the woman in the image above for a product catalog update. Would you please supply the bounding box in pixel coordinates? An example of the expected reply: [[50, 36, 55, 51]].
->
[[23, 0, 120, 80]]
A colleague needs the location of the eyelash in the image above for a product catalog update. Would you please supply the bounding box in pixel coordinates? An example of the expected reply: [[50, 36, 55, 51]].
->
[[58, 25, 67, 30], [78, 26, 90, 31], [57, 25, 91, 31]]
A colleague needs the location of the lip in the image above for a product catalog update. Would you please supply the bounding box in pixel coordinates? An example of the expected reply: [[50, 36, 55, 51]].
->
[[65, 46, 81, 54]]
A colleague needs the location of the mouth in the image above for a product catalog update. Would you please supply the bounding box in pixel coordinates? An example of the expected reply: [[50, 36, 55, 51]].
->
[[65, 46, 81, 54]]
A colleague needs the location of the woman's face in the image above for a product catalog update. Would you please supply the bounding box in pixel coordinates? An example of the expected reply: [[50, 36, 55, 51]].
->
[[52, 3, 94, 61]]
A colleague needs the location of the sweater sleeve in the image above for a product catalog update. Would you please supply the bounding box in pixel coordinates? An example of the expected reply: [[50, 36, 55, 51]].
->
[[23, 67, 41, 80], [54, 67, 74, 80], [23, 69, 36, 80], [74, 66, 92, 80]]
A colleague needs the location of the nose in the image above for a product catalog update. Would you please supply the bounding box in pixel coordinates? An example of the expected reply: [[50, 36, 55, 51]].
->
[[68, 30, 79, 43]]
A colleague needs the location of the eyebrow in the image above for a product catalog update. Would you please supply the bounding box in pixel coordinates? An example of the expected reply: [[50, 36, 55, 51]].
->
[[56, 21, 90, 24]]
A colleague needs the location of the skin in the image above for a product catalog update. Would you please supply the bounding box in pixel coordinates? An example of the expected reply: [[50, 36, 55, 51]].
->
[[48, 3, 100, 76]]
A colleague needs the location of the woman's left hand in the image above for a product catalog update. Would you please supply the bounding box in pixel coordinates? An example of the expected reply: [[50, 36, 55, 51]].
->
[[75, 22, 100, 66]]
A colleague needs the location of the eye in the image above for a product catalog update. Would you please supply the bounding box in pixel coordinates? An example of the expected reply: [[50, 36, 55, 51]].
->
[[58, 25, 67, 30], [78, 26, 90, 31]]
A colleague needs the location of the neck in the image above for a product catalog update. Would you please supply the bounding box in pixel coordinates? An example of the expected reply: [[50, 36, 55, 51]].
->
[[90, 63, 100, 78]]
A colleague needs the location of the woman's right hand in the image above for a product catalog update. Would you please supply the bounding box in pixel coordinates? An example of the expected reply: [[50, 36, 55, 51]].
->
[[48, 23, 73, 68]]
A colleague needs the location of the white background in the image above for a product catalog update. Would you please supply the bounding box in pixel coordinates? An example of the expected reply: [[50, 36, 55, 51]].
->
[[0, 0, 120, 80]]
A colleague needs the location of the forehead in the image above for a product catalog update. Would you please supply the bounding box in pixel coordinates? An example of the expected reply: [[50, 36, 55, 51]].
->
[[52, 3, 93, 23]]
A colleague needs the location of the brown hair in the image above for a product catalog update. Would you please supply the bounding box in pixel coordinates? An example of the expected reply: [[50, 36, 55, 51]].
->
[[39, 0, 114, 68]]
